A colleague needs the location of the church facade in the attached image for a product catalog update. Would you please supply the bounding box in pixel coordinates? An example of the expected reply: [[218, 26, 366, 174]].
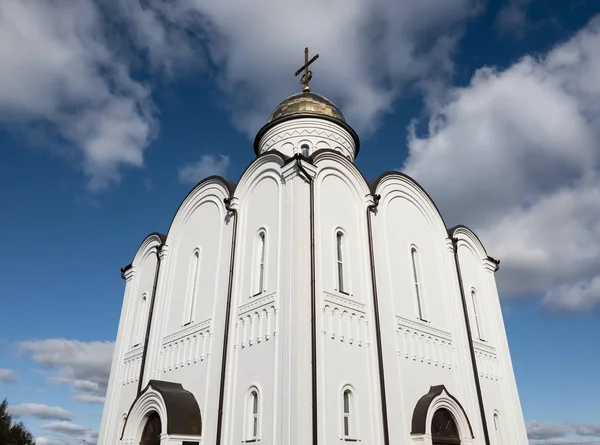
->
[[98, 81, 529, 445]]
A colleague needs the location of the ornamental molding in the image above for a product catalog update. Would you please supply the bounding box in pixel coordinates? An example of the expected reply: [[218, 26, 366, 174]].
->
[[323, 291, 366, 313], [473, 340, 496, 355], [163, 318, 211, 344], [124, 345, 143, 360], [259, 119, 355, 154], [123, 267, 137, 282], [396, 316, 452, 341], [238, 291, 276, 317]]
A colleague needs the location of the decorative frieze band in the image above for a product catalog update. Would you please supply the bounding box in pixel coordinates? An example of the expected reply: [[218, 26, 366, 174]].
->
[[160, 319, 212, 374], [238, 292, 276, 317], [234, 304, 277, 349], [396, 316, 454, 368], [321, 293, 369, 347], [474, 341, 501, 381], [121, 349, 142, 385]]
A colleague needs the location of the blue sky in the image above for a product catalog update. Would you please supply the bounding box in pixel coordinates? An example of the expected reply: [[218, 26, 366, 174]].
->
[[1, 0, 600, 444]]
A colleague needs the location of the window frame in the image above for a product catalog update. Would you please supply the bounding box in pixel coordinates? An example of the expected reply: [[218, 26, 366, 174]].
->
[[183, 248, 201, 326], [470, 287, 484, 341], [410, 245, 426, 321], [253, 230, 267, 297], [132, 293, 148, 348], [336, 230, 349, 295], [341, 386, 358, 441], [245, 387, 261, 442]]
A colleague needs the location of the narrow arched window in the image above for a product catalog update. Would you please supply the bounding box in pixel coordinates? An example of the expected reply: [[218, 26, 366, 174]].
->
[[336, 231, 346, 294], [301, 144, 310, 157], [493, 413, 502, 444], [133, 293, 147, 348], [254, 231, 266, 295], [342, 389, 353, 439], [471, 288, 484, 340], [410, 247, 424, 320], [246, 389, 260, 440], [185, 250, 201, 325]]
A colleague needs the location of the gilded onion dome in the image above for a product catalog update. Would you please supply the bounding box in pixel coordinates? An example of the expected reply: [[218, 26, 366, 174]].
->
[[267, 91, 346, 123]]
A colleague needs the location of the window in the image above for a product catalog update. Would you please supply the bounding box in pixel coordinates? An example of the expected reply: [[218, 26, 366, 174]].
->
[[133, 293, 147, 348], [246, 389, 260, 441], [140, 412, 162, 445], [471, 289, 484, 340], [431, 409, 459, 443], [493, 413, 503, 445], [336, 231, 347, 294], [185, 250, 201, 325], [254, 231, 266, 295], [410, 246, 424, 320], [341, 388, 357, 440], [301, 144, 310, 157]]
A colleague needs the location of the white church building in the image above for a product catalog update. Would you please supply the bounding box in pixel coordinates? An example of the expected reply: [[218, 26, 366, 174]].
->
[[98, 55, 529, 445]]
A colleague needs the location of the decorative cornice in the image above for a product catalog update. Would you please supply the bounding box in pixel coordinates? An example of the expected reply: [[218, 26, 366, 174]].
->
[[238, 291, 276, 317], [122, 266, 136, 282], [158, 244, 169, 260], [323, 291, 366, 313], [473, 340, 496, 355], [124, 345, 144, 360], [260, 119, 355, 154], [396, 316, 452, 340], [163, 318, 211, 344]]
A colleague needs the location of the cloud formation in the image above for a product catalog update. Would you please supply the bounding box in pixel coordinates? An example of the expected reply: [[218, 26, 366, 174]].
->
[[179, 154, 231, 184], [40, 421, 98, 445], [0, 0, 157, 190], [18, 339, 113, 404], [0, 0, 481, 189], [10, 402, 72, 421], [404, 16, 600, 311], [0, 368, 18, 383], [526, 420, 600, 444]]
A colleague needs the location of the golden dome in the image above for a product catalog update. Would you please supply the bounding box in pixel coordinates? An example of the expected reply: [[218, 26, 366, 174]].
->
[[268, 91, 346, 123]]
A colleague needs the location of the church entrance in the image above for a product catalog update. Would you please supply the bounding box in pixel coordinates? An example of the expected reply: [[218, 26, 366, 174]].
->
[[431, 408, 460, 445], [140, 412, 162, 445]]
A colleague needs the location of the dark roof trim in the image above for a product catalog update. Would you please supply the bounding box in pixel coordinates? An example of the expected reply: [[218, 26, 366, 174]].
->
[[121, 232, 167, 278], [165, 176, 237, 235], [368, 171, 448, 229], [411, 385, 473, 437], [253, 113, 361, 157], [121, 380, 202, 438], [447, 225, 489, 257]]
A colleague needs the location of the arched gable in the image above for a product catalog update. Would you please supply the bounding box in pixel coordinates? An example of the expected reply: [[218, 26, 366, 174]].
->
[[448, 225, 489, 261], [166, 176, 236, 243], [311, 149, 371, 204], [233, 151, 288, 201], [369, 172, 447, 238]]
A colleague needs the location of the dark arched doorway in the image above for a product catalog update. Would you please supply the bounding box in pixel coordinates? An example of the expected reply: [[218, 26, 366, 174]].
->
[[140, 412, 162, 445], [431, 408, 460, 445]]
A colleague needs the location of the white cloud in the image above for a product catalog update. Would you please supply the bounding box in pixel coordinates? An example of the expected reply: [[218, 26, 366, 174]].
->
[[179, 154, 231, 184], [0, 368, 18, 383], [10, 402, 72, 421], [155, 0, 481, 136], [42, 421, 91, 435], [1, 0, 482, 189], [40, 421, 98, 445], [0, 0, 156, 190], [526, 421, 600, 444], [18, 339, 113, 404], [526, 420, 570, 440], [403, 16, 600, 311]]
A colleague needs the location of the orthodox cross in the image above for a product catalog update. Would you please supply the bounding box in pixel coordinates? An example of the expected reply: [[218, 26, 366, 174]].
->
[[294, 47, 319, 92]]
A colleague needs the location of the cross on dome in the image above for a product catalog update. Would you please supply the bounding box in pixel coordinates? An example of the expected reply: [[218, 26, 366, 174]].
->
[[294, 47, 319, 92]]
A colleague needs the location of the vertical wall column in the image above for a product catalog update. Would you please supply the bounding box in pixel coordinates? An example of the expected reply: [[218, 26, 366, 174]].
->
[[97, 266, 137, 445]]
